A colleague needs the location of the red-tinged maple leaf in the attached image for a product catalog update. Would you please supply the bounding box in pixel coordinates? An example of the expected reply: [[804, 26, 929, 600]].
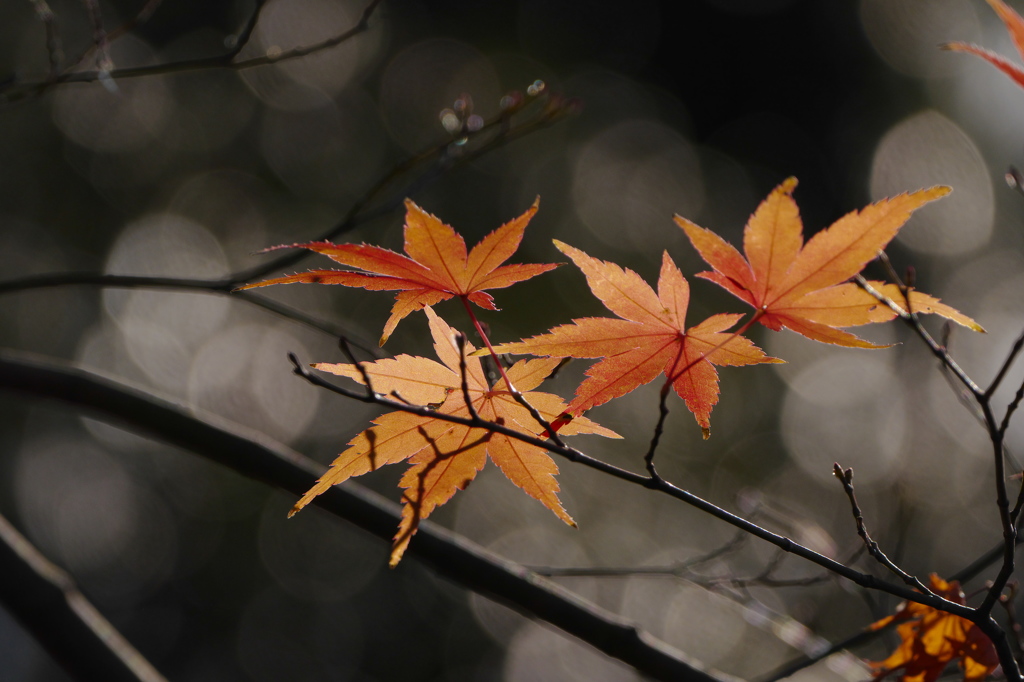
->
[[237, 199, 558, 345], [289, 306, 619, 566], [945, 0, 1024, 90], [867, 574, 999, 682], [675, 178, 982, 348], [485, 242, 782, 438]]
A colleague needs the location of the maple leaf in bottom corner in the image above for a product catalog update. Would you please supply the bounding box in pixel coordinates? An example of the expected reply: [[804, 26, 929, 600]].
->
[[485, 241, 782, 438], [289, 306, 619, 566], [867, 574, 999, 682]]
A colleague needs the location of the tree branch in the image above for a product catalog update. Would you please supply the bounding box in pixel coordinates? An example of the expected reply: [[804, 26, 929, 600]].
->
[[3, 0, 382, 102], [287, 353, 980, 618], [0, 348, 724, 682], [0, 511, 167, 682], [833, 463, 933, 595]]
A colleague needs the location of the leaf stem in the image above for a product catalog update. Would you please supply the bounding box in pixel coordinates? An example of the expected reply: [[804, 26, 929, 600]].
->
[[458, 296, 515, 392], [458, 296, 567, 448], [664, 310, 766, 388]]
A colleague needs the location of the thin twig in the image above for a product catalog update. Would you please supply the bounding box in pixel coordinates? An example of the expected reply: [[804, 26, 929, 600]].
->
[[987, 328, 1024, 399], [999, 583, 1023, 662], [833, 464, 933, 595], [28, 0, 63, 78], [458, 295, 569, 449], [854, 275, 983, 397], [337, 336, 377, 396], [0, 273, 381, 358], [61, 0, 165, 74], [3, 0, 384, 102], [0, 84, 571, 304], [455, 332, 481, 422], [226, 0, 268, 57], [81, 0, 112, 73], [644, 382, 672, 479], [855, 271, 1022, 678]]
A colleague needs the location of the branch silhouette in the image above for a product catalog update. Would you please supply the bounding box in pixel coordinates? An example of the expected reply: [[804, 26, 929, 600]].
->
[[3, 0, 381, 103], [0, 512, 167, 682], [0, 348, 723, 682]]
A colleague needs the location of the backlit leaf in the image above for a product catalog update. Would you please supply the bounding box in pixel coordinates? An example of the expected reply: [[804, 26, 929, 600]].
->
[[237, 199, 558, 345], [676, 178, 981, 346], [867, 574, 999, 682], [290, 307, 618, 566], [486, 243, 781, 437]]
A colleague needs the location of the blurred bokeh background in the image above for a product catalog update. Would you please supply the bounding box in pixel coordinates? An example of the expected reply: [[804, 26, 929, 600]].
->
[[2, 0, 1024, 679]]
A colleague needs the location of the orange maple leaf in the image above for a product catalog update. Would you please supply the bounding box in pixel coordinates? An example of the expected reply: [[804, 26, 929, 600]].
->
[[237, 199, 558, 345], [485, 242, 782, 438], [289, 306, 619, 566], [675, 178, 982, 348], [945, 0, 1024, 90], [868, 574, 999, 682]]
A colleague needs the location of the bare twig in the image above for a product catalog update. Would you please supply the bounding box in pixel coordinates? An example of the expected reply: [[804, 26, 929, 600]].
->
[[644, 382, 673, 479], [3, 0, 383, 102], [833, 464, 933, 595], [457, 295, 570, 449], [0, 274, 381, 358], [534, 540, 864, 593], [987, 328, 1024, 400], [999, 583, 1023, 662], [854, 275, 982, 397], [454, 332, 481, 422], [337, 336, 377, 395], [28, 0, 63, 78], [854, 272, 1023, 678], [62, 0, 165, 75], [226, 0, 269, 57], [81, 0, 112, 73]]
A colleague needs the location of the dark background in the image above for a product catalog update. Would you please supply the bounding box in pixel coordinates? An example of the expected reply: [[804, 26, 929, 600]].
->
[[0, 1, 1018, 680]]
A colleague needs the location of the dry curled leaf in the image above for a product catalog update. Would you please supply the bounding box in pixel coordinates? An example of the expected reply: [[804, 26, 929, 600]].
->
[[237, 199, 558, 345], [290, 307, 618, 566]]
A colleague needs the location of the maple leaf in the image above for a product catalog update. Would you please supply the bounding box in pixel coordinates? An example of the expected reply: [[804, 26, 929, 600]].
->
[[867, 574, 999, 682], [675, 178, 982, 348], [237, 199, 558, 345], [945, 0, 1024, 90], [289, 306, 619, 566], [485, 242, 782, 438]]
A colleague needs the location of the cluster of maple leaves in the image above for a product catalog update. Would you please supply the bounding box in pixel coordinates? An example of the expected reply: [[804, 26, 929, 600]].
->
[[240, 181, 982, 563], [234, 1, 1024, 677]]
